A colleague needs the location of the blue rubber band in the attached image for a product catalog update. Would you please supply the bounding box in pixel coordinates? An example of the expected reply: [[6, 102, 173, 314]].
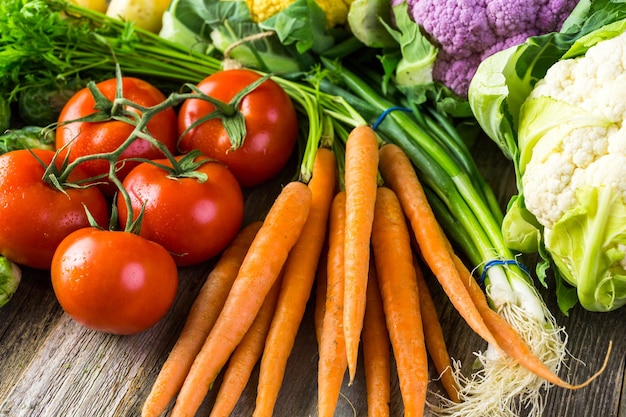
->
[[479, 259, 532, 287], [372, 106, 412, 130]]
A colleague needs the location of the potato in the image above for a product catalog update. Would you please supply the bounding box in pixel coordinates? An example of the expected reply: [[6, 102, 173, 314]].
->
[[106, 0, 171, 33]]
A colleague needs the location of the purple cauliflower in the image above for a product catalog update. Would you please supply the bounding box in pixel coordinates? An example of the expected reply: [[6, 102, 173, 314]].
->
[[406, 0, 578, 97]]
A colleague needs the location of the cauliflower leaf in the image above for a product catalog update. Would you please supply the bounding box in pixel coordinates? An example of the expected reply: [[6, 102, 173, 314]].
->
[[547, 186, 626, 311]]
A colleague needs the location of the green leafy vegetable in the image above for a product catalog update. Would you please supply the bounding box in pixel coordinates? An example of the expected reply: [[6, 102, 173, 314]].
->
[[0, 256, 21, 308], [0, 126, 55, 153], [259, 0, 336, 54], [346, 0, 396, 49], [380, 2, 437, 94], [547, 186, 626, 311], [17, 77, 88, 126], [0, 0, 222, 105], [159, 0, 356, 74], [0, 97, 10, 133]]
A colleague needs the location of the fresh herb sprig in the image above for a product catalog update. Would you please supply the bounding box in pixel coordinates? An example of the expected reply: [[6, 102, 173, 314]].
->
[[0, 0, 222, 102]]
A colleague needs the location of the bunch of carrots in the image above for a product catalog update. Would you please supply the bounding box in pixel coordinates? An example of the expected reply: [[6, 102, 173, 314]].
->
[[140, 124, 607, 417]]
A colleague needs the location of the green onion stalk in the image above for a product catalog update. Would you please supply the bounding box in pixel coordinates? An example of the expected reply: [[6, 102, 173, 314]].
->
[[319, 59, 569, 416], [2, 1, 573, 415]]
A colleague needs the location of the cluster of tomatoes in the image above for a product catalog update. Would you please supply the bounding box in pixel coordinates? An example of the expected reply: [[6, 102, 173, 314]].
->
[[0, 68, 298, 335]]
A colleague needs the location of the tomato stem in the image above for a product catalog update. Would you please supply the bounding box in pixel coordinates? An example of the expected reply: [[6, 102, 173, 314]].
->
[[176, 73, 272, 151]]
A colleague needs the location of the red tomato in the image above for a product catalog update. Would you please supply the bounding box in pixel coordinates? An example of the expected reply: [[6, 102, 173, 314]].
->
[[56, 77, 178, 194], [117, 155, 244, 266], [178, 69, 298, 188], [51, 227, 179, 335], [0, 149, 109, 270]]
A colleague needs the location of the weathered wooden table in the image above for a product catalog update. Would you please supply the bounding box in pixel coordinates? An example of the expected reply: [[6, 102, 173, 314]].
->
[[0, 139, 625, 417]]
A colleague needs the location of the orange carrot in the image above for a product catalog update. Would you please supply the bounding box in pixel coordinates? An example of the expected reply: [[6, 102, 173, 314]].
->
[[253, 148, 336, 417], [317, 191, 348, 417], [343, 124, 379, 382], [141, 221, 262, 417], [208, 271, 284, 417], [450, 251, 611, 390], [314, 245, 328, 346], [362, 261, 391, 417], [170, 181, 312, 417], [378, 143, 498, 349], [371, 186, 428, 417], [412, 256, 460, 403], [379, 143, 610, 392]]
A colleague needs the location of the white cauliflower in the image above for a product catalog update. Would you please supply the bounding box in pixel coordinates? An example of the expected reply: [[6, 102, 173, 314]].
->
[[468, 1, 626, 314], [522, 31, 626, 228], [515, 30, 626, 311]]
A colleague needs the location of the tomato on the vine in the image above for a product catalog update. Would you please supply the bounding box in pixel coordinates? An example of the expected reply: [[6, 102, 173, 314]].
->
[[0, 149, 109, 270], [56, 77, 178, 193], [117, 154, 244, 266], [51, 227, 178, 335], [178, 69, 298, 188]]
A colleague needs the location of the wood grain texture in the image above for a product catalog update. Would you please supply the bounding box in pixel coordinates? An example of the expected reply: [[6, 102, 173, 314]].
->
[[0, 141, 624, 417]]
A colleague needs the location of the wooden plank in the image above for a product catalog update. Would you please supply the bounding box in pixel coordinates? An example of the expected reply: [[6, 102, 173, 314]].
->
[[539, 295, 626, 417], [0, 274, 63, 401]]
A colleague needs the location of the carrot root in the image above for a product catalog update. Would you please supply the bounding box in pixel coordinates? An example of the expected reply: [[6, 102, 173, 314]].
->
[[170, 181, 312, 417], [362, 263, 391, 417], [317, 191, 348, 417], [378, 143, 499, 350], [371, 187, 428, 417], [314, 246, 329, 346], [343, 125, 379, 382], [412, 256, 460, 403], [208, 273, 283, 417], [253, 148, 336, 417], [141, 221, 262, 417]]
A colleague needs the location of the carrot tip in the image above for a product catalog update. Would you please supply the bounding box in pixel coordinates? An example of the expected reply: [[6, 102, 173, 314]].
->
[[566, 339, 612, 390]]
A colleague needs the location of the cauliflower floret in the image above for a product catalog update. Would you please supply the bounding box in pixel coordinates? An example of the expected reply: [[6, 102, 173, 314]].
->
[[523, 122, 613, 227], [521, 31, 626, 229], [608, 125, 626, 155], [431, 53, 483, 98], [524, 147, 626, 229], [529, 59, 579, 102], [523, 151, 576, 227], [561, 126, 610, 168], [583, 155, 626, 195], [532, 39, 626, 121], [584, 80, 626, 122]]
